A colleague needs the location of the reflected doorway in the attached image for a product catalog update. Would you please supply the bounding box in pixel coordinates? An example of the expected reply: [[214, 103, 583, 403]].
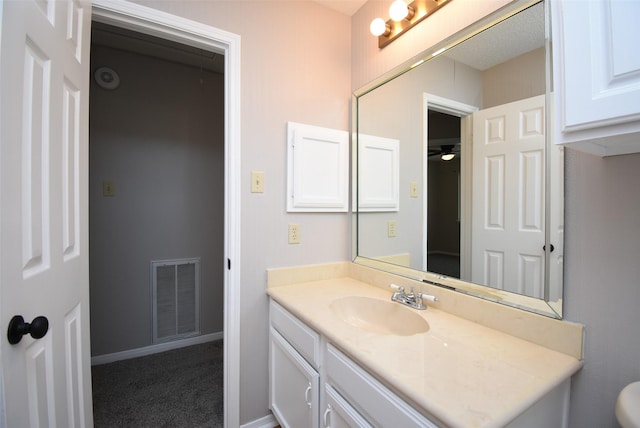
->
[[427, 110, 461, 278]]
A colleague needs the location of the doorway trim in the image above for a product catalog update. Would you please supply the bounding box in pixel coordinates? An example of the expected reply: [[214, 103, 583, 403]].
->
[[423, 93, 477, 280], [91, 1, 241, 427]]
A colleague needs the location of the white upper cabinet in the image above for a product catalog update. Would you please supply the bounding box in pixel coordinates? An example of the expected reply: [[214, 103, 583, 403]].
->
[[552, 0, 640, 156]]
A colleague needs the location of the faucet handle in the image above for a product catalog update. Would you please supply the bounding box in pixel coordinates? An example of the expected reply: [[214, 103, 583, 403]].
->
[[389, 283, 405, 293], [417, 292, 438, 303]]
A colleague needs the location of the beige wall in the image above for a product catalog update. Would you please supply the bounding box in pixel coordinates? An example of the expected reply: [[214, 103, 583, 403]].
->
[[353, 1, 640, 427], [482, 47, 545, 108], [129, 1, 352, 424]]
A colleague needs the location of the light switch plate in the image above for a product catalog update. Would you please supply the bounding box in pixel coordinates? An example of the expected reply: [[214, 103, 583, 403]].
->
[[251, 171, 265, 193], [103, 181, 115, 197], [410, 182, 418, 198]]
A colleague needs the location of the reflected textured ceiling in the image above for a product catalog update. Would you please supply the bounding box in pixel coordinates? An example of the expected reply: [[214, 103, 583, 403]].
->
[[443, 3, 545, 71]]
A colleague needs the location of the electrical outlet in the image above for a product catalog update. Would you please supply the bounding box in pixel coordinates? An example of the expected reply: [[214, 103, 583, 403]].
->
[[410, 181, 418, 198], [288, 224, 300, 244], [388, 220, 397, 237], [251, 171, 265, 193]]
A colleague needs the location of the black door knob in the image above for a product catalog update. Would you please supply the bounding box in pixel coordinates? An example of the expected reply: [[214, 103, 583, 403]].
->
[[7, 315, 49, 345]]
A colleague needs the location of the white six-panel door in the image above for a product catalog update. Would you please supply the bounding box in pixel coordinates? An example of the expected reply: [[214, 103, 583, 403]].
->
[[0, 0, 92, 426], [471, 95, 546, 297]]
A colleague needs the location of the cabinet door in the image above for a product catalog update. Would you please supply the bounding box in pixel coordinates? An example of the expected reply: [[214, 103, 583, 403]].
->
[[323, 385, 372, 428], [552, 0, 640, 155], [270, 328, 319, 428]]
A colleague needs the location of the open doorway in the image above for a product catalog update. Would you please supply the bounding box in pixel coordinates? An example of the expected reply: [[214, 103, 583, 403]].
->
[[423, 94, 477, 281], [426, 110, 461, 278], [88, 23, 225, 425], [87, 4, 241, 422]]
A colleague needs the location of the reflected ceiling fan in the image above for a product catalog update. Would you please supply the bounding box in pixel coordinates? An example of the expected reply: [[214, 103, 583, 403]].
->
[[428, 144, 460, 161]]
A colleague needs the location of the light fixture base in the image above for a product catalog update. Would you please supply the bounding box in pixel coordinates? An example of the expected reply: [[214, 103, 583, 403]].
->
[[377, 0, 451, 49]]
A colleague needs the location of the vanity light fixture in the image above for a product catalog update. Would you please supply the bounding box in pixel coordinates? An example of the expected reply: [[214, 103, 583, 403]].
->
[[370, 18, 391, 37], [389, 0, 415, 22], [370, 0, 451, 49]]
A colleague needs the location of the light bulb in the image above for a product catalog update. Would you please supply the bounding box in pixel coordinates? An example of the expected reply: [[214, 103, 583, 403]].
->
[[389, 0, 409, 22], [370, 18, 388, 36], [441, 153, 455, 161]]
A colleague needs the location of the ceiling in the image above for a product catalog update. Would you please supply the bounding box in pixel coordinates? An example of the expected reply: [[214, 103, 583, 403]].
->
[[314, 0, 367, 16], [91, 22, 225, 74]]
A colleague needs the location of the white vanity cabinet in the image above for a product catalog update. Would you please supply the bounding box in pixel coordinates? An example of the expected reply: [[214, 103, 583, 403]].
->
[[324, 344, 439, 428], [269, 294, 576, 427], [551, 0, 640, 156], [269, 300, 438, 428], [269, 301, 321, 428]]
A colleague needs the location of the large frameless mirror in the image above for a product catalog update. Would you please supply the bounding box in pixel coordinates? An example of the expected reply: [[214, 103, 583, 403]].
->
[[353, 0, 564, 318]]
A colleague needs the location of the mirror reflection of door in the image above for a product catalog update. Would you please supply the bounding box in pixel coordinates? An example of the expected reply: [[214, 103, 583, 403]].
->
[[427, 110, 462, 278], [471, 95, 546, 298]]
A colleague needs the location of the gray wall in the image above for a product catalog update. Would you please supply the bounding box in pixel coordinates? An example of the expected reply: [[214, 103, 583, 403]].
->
[[352, 1, 640, 426], [564, 150, 640, 427], [427, 158, 461, 256], [89, 45, 225, 356]]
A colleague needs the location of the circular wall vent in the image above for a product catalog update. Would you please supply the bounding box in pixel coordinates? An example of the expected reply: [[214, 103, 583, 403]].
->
[[94, 66, 120, 90]]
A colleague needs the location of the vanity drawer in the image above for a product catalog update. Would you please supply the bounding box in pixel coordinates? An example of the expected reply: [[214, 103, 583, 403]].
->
[[270, 300, 320, 368], [325, 344, 438, 428]]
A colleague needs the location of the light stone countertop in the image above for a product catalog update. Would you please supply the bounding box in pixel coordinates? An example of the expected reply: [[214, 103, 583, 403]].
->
[[267, 277, 582, 428]]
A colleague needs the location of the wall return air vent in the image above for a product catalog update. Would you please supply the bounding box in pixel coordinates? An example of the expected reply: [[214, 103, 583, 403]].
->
[[151, 258, 200, 343]]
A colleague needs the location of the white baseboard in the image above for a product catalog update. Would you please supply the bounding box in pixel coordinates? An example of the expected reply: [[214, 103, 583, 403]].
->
[[240, 413, 278, 428], [91, 331, 223, 366]]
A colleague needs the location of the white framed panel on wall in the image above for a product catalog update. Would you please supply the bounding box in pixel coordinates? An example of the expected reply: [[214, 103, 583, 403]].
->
[[357, 134, 400, 212], [287, 122, 349, 212]]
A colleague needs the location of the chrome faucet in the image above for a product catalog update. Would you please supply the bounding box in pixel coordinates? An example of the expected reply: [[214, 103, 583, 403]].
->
[[389, 284, 438, 310]]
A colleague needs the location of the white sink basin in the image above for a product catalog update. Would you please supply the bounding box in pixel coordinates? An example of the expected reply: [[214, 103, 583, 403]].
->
[[329, 296, 429, 336], [616, 381, 640, 428]]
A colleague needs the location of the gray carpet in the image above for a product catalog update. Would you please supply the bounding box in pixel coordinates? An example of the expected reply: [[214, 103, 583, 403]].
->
[[92, 340, 224, 427]]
